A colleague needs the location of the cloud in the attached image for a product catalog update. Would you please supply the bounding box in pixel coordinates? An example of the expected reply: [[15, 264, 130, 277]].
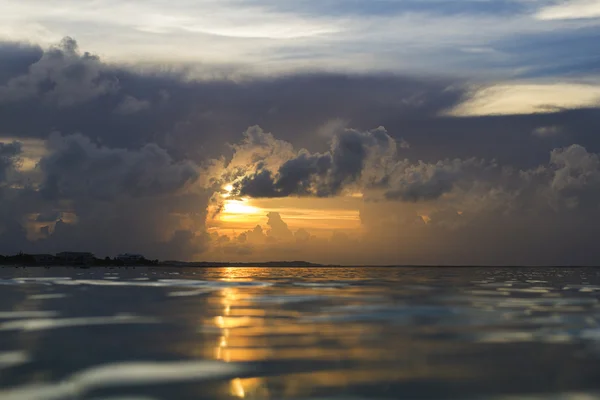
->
[[0, 41, 42, 83], [247, 154, 599, 266], [39, 133, 199, 201], [0, 141, 22, 183], [384, 159, 467, 202], [0, 131, 208, 260], [232, 212, 295, 245], [227, 126, 297, 174], [239, 225, 267, 245], [35, 211, 62, 223], [266, 212, 294, 241], [447, 83, 600, 117], [536, 0, 600, 20], [1, 37, 600, 264], [0, 37, 118, 107], [228, 126, 489, 203], [3, 0, 599, 79], [548, 144, 600, 209], [209, 141, 600, 265], [114, 95, 151, 115], [533, 126, 563, 137], [0, 37, 477, 260], [294, 228, 311, 243], [234, 126, 401, 198]]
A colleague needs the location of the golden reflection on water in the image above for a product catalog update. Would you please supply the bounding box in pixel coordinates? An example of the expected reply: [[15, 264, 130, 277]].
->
[[207, 267, 478, 399], [214, 268, 267, 397], [4, 267, 594, 398], [2, 267, 486, 399]]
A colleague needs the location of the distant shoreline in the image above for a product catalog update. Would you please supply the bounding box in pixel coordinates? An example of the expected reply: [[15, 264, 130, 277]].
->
[[2, 264, 600, 269], [2, 253, 599, 268]]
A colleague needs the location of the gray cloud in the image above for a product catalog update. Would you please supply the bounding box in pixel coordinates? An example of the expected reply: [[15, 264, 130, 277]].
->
[[384, 158, 492, 202], [34, 194, 210, 260], [0, 37, 118, 107], [35, 211, 62, 223], [0, 39, 469, 158], [533, 125, 562, 138], [3, 37, 600, 169], [384, 160, 463, 201], [547, 144, 600, 209], [358, 143, 600, 265], [230, 126, 488, 203], [236, 127, 400, 198], [211, 141, 600, 265], [0, 42, 43, 84], [0, 132, 208, 260], [39, 133, 199, 201], [114, 95, 151, 115], [0, 141, 22, 183]]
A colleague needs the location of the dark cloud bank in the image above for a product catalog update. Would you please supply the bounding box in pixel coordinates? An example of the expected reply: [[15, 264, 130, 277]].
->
[[1, 38, 600, 264]]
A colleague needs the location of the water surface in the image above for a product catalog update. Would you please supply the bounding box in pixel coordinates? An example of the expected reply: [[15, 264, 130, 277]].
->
[[1, 267, 600, 399]]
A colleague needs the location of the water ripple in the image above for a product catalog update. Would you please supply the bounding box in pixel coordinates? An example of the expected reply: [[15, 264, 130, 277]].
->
[[0, 360, 246, 400]]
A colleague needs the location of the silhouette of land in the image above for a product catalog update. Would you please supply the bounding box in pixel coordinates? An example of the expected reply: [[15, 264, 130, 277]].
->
[[0, 252, 323, 267], [0, 252, 159, 267], [160, 260, 323, 267], [4, 252, 594, 268]]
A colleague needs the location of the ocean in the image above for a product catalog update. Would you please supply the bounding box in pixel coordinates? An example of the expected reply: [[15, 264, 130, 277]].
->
[[1, 266, 600, 400]]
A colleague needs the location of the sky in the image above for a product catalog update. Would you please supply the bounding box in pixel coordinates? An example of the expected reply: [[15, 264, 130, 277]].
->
[[1, 1, 600, 265]]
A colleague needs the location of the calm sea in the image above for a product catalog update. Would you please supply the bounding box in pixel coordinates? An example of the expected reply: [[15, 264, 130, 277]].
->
[[1, 267, 600, 400]]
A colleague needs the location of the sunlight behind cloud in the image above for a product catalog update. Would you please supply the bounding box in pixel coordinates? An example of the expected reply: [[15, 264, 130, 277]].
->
[[447, 82, 600, 116], [536, 0, 600, 20], [211, 195, 362, 239], [0, 137, 46, 172], [222, 200, 261, 218]]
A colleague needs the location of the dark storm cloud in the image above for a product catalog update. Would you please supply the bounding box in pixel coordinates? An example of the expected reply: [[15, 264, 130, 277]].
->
[[33, 192, 211, 260], [0, 141, 22, 183], [219, 123, 600, 265], [383, 160, 465, 202], [0, 37, 118, 107], [0, 38, 468, 157], [212, 123, 400, 214], [2, 37, 599, 168], [234, 126, 489, 202], [35, 211, 62, 223], [39, 133, 199, 201], [114, 95, 151, 115], [547, 144, 600, 208], [354, 142, 600, 265], [238, 152, 332, 198], [0, 137, 209, 260], [0, 42, 43, 84], [1, 132, 209, 260], [237, 127, 398, 198]]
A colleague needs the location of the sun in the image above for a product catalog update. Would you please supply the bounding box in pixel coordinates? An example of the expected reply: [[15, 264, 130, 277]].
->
[[222, 199, 260, 216], [222, 184, 235, 198], [213, 183, 262, 225]]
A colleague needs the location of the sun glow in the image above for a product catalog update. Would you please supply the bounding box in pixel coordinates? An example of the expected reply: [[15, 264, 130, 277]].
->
[[222, 200, 260, 216], [218, 183, 262, 220], [222, 184, 234, 197], [208, 193, 363, 240]]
